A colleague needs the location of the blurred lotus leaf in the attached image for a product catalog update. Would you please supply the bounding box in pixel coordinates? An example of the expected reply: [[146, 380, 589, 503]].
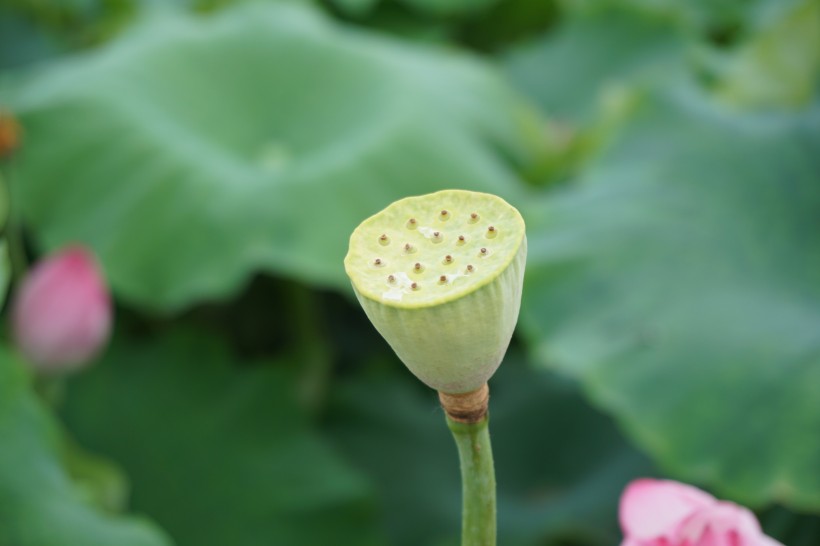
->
[[0, 176, 7, 304], [0, 344, 172, 546], [0, 240, 7, 308], [520, 84, 820, 510], [717, 0, 820, 109], [1, 147, 11, 308], [0, 5, 62, 70], [61, 330, 382, 546], [397, 0, 501, 17], [569, 0, 804, 33], [2, 1, 533, 311], [329, 0, 381, 17], [504, 6, 686, 124]]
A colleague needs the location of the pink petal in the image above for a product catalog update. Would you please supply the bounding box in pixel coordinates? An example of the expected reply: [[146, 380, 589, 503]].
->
[[620, 538, 648, 546], [620, 479, 717, 540], [678, 502, 780, 546], [691, 526, 735, 546]]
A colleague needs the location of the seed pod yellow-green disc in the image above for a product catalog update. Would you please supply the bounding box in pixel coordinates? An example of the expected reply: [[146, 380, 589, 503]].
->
[[344, 190, 526, 394]]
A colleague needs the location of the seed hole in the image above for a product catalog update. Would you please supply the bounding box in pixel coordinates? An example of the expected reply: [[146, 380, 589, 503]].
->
[[439, 275, 448, 284], [411, 282, 419, 291], [439, 210, 450, 221], [486, 226, 497, 239], [413, 262, 424, 273], [407, 218, 417, 229], [404, 243, 416, 254], [373, 258, 383, 267], [466, 264, 474, 273], [432, 231, 443, 243], [388, 275, 396, 284], [379, 234, 390, 246], [443, 255, 453, 265], [469, 213, 479, 223], [479, 248, 488, 257], [457, 235, 466, 245]]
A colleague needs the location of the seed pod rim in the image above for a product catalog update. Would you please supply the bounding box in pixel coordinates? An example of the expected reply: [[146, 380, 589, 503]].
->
[[344, 189, 525, 310]]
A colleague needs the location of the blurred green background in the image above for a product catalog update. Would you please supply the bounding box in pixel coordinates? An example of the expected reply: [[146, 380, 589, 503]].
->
[[0, 0, 819, 544]]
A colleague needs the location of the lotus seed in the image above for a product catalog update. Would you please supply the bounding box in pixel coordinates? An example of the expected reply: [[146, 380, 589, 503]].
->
[[439, 275, 447, 283], [480, 248, 488, 256], [466, 264, 474, 273], [404, 243, 416, 254], [457, 235, 466, 244], [432, 231, 442, 243], [407, 218, 417, 229], [470, 213, 479, 223], [388, 275, 396, 283], [487, 226, 497, 239], [411, 282, 419, 290], [444, 255, 453, 265], [414, 262, 424, 272], [374, 258, 382, 266], [379, 234, 389, 245], [440, 210, 449, 220]]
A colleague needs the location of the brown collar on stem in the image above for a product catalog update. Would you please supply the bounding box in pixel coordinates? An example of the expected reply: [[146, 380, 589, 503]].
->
[[439, 383, 489, 424]]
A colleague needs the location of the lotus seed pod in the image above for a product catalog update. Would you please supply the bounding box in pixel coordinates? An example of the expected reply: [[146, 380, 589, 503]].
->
[[344, 190, 526, 394]]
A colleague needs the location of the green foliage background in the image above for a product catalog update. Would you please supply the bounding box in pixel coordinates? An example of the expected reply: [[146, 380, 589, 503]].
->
[[0, 0, 819, 544]]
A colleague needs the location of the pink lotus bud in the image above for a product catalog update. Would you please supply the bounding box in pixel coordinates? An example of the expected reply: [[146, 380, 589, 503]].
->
[[11, 246, 112, 374], [619, 479, 783, 546]]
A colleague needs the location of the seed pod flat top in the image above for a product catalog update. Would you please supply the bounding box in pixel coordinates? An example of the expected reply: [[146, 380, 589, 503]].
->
[[345, 190, 525, 309]]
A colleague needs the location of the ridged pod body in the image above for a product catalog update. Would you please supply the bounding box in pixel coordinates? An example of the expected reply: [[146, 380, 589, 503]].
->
[[344, 190, 526, 394]]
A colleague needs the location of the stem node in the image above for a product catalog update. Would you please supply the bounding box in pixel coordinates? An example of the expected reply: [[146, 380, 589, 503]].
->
[[439, 383, 489, 424], [441, 384, 496, 546]]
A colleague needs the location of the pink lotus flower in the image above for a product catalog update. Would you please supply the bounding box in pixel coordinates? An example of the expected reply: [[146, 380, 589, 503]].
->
[[12, 246, 112, 374], [620, 479, 783, 546]]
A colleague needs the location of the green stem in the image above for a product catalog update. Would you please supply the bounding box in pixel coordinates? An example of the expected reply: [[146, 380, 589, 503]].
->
[[1, 161, 28, 281], [447, 415, 496, 546], [283, 281, 331, 416], [34, 375, 66, 408]]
